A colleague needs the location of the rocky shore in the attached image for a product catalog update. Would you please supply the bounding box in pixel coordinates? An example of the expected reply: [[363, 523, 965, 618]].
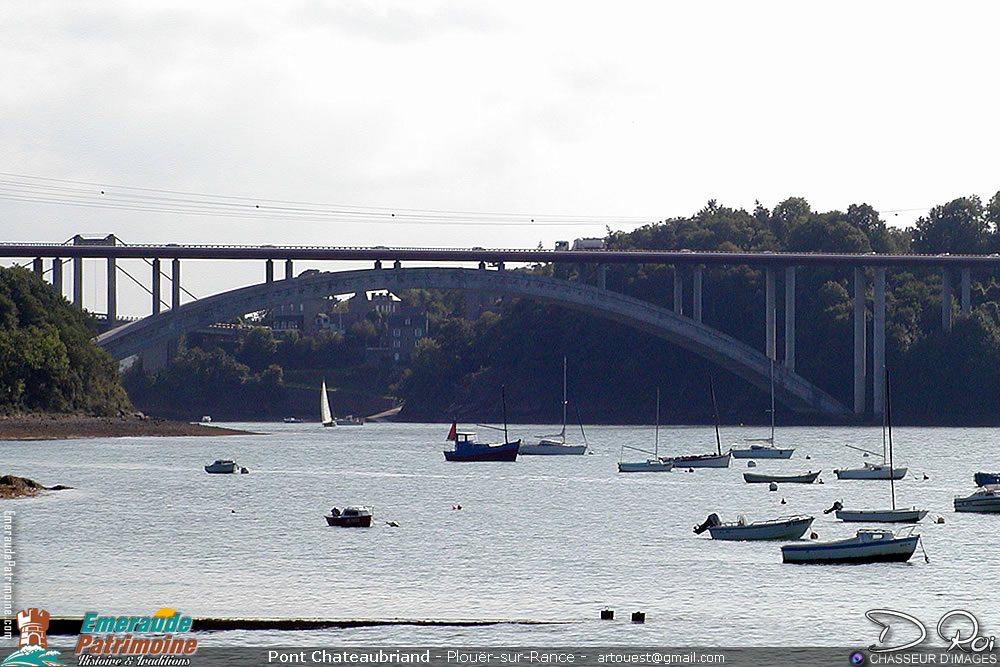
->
[[0, 474, 72, 499], [0, 413, 251, 441]]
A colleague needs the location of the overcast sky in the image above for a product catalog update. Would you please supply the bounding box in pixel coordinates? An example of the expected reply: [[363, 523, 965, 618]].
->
[[3, 1, 999, 315]]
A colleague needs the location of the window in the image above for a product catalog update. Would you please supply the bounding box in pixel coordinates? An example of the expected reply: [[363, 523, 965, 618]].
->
[[393, 340, 401, 348], [393, 328, 400, 337], [414, 328, 422, 337]]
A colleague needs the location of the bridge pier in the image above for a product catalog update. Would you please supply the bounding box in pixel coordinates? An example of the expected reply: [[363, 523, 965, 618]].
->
[[107, 257, 117, 325], [961, 267, 971, 315], [873, 267, 886, 415], [942, 269, 953, 332], [765, 267, 776, 360], [598, 264, 607, 291], [73, 256, 83, 307], [266, 259, 274, 283], [673, 267, 683, 315], [853, 267, 866, 415], [52, 258, 63, 296], [693, 266, 703, 323], [784, 266, 796, 372], [285, 259, 294, 280], [32, 257, 43, 275], [152, 259, 161, 315], [172, 259, 181, 309]]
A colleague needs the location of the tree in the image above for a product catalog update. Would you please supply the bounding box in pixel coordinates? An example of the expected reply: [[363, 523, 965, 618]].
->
[[912, 196, 988, 254]]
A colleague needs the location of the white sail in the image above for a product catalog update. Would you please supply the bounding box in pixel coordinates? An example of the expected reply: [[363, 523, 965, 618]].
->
[[320, 380, 334, 426]]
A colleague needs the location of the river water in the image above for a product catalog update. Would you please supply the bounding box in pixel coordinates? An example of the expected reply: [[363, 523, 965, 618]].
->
[[1, 422, 997, 648]]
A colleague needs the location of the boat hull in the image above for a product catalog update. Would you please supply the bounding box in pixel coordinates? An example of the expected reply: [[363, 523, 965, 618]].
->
[[836, 509, 927, 523], [520, 443, 587, 456], [835, 467, 907, 480], [709, 516, 814, 541], [618, 460, 673, 473], [324, 515, 373, 527], [973, 472, 1000, 487], [731, 447, 794, 459], [669, 453, 732, 468], [204, 461, 238, 474], [954, 495, 1000, 513], [744, 471, 820, 484], [443, 440, 520, 462], [781, 534, 919, 564]]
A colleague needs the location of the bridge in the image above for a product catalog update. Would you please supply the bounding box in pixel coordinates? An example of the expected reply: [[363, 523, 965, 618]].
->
[[2, 239, 991, 417]]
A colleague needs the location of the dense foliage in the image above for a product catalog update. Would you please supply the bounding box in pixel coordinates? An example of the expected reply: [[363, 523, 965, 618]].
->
[[0, 266, 132, 415]]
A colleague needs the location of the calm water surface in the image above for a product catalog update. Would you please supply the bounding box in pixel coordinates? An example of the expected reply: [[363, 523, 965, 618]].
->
[[1, 422, 997, 647]]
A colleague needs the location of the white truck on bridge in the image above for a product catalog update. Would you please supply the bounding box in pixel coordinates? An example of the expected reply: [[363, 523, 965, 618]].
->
[[555, 238, 605, 251]]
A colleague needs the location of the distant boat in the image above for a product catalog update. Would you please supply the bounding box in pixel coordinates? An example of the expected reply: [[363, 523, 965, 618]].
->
[[320, 380, 334, 427], [335, 415, 364, 427], [664, 377, 732, 469], [835, 368, 926, 523], [618, 388, 673, 472], [283, 417, 302, 423], [835, 462, 907, 480], [200, 415, 212, 423], [954, 486, 1000, 513], [974, 472, 1000, 487], [743, 471, 820, 484], [730, 361, 795, 459], [781, 528, 922, 565], [204, 459, 239, 474], [443, 387, 520, 462], [324, 506, 373, 527], [693, 513, 814, 541], [520, 357, 587, 456]]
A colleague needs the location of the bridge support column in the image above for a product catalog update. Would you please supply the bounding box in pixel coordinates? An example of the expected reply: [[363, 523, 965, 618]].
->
[[853, 267, 866, 415], [265, 259, 274, 283], [961, 267, 971, 315], [32, 258, 43, 275], [172, 259, 181, 310], [73, 257, 83, 307], [598, 264, 607, 291], [784, 266, 796, 372], [152, 259, 161, 315], [765, 267, 776, 360], [52, 258, 63, 296], [942, 269, 953, 332], [285, 259, 294, 280], [693, 266, 703, 323], [673, 267, 683, 315], [873, 267, 886, 416], [107, 257, 117, 326]]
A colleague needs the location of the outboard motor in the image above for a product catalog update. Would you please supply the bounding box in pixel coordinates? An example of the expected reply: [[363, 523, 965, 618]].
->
[[693, 513, 721, 535], [823, 500, 843, 515]]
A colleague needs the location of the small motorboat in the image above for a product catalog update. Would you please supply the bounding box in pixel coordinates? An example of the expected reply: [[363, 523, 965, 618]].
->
[[200, 415, 212, 423], [325, 506, 374, 527], [618, 458, 674, 473], [781, 528, 921, 564], [744, 471, 820, 484], [694, 513, 814, 541], [834, 462, 906, 480], [204, 459, 239, 474], [444, 431, 520, 461], [730, 443, 794, 459], [973, 472, 1000, 487], [335, 415, 364, 426], [954, 486, 1000, 513], [283, 417, 302, 423], [826, 501, 927, 523]]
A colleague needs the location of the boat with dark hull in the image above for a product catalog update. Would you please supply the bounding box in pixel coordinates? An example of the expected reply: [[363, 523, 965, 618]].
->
[[743, 471, 820, 484], [781, 528, 921, 564]]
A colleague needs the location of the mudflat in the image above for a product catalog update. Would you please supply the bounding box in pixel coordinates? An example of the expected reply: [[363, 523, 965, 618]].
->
[[0, 414, 252, 441]]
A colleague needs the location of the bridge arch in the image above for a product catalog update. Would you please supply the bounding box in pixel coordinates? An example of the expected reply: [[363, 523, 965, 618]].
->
[[96, 267, 848, 415]]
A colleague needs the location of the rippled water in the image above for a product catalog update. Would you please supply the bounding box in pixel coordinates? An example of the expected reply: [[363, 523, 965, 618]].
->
[[2, 422, 998, 647]]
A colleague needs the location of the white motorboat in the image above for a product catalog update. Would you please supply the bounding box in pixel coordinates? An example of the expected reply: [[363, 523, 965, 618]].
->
[[954, 486, 1000, 513], [324, 505, 373, 527], [619, 388, 671, 472], [335, 415, 364, 426], [835, 462, 907, 480], [694, 513, 814, 541], [781, 528, 922, 564], [283, 417, 302, 423], [320, 380, 334, 427], [835, 369, 926, 523], [521, 358, 587, 456], [204, 459, 239, 474], [730, 361, 795, 460]]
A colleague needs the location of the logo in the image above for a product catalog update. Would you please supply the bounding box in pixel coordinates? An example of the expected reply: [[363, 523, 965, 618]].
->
[[1, 608, 64, 666], [849, 651, 865, 664], [866, 608, 996, 653], [75, 607, 198, 662]]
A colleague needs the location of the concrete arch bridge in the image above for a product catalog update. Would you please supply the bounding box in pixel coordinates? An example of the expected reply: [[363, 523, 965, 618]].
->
[[96, 267, 848, 416]]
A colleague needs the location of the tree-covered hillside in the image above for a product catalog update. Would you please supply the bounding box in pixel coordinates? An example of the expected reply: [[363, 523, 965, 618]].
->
[[0, 266, 132, 415]]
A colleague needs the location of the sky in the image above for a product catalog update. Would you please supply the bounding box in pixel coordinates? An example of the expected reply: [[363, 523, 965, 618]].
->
[[2, 1, 999, 316]]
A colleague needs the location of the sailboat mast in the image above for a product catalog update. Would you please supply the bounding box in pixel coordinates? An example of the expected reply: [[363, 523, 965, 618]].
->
[[769, 360, 776, 443], [502, 384, 509, 444], [885, 367, 896, 510], [561, 356, 568, 440], [654, 387, 660, 458], [710, 376, 722, 456]]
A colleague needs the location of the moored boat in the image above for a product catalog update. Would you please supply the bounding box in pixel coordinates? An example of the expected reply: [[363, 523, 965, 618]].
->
[[204, 459, 239, 474], [335, 415, 364, 426], [324, 506, 373, 527], [730, 443, 794, 459], [694, 513, 814, 541], [954, 486, 1000, 513], [834, 462, 907, 480], [521, 357, 587, 456], [443, 388, 519, 462], [670, 452, 733, 468], [973, 472, 1000, 487], [743, 471, 820, 484], [781, 528, 921, 564], [619, 388, 672, 472]]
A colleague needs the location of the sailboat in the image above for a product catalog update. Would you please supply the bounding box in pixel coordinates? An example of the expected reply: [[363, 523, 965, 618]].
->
[[730, 360, 794, 459], [520, 357, 587, 455], [666, 377, 732, 468], [320, 379, 335, 427], [618, 388, 673, 472], [835, 368, 927, 523], [443, 386, 520, 462]]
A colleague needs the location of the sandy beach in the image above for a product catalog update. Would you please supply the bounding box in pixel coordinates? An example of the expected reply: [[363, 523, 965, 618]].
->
[[0, 413, 251, 441]]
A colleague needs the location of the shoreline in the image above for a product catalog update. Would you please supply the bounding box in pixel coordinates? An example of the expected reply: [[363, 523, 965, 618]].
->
[[0, 414, 254, 441]]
